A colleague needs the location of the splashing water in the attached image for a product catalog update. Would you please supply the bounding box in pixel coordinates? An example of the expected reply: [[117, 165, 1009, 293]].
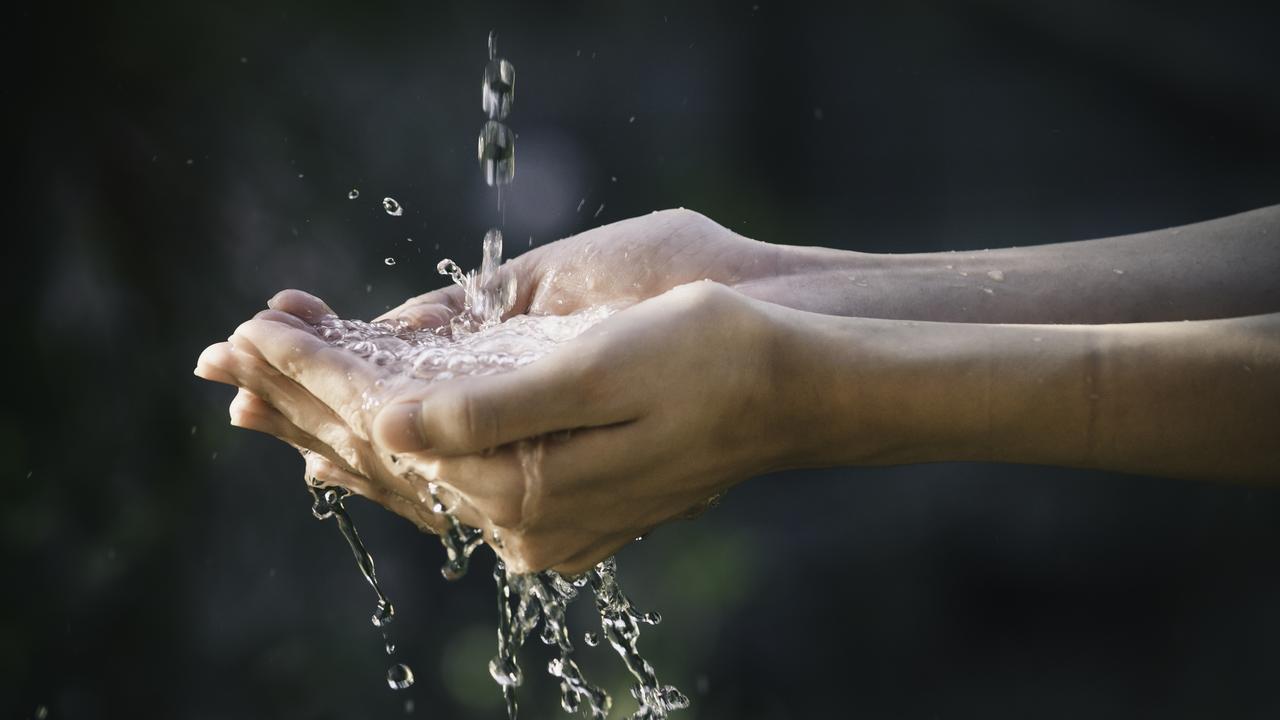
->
[[309, 484, 411, 690], [303, 31, 688, 720], [310, 264, 687, 720]]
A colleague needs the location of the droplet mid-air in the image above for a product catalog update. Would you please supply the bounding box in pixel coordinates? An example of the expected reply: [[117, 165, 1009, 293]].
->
[[387, 663, 415, 690], [478, 121, 516, 187], [483, 57, 515, 120], [383, 197, 403, 216], [385, 257, 397, 266], [348, 188, 360, 200]]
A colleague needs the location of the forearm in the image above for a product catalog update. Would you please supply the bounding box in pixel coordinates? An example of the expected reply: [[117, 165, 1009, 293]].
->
[[775, 309, 1280, 481], [745, 204, 1280, 324]]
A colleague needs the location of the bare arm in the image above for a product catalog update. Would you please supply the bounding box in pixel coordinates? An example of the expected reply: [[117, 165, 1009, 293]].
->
[[743, 204, 1280, 324], [778, 309, 1280, 481]]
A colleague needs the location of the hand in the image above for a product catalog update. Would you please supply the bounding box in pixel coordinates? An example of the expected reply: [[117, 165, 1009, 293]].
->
[[371, 281, 787, 573], [194, 292, 491, 537], [375, 208, 786, 328], [198, 282, 788, 574]]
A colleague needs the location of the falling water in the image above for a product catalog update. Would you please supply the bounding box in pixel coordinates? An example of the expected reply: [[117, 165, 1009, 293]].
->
[[308, 484, 413, 691], [302, 31, 687, 719]]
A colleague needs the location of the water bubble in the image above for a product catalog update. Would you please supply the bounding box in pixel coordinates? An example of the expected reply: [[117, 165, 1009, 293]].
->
[[383, 197, 403, 216], [385, 257, 397, 266], [483, 57, 515, 120], [349, 188, 360, 199], [387, 663, 415, 690], [477, 120, 516, 187]]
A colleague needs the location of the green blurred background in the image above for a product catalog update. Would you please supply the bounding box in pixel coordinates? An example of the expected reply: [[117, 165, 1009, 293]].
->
[[7, 1, 1280, 718]]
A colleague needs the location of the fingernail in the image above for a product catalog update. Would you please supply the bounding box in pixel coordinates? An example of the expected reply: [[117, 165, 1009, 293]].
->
[[375, 402, 430, 452]]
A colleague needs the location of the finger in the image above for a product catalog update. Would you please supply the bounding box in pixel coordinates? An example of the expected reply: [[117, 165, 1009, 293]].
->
[[229, 387, 281, 433], [267, 289, 336, 323], [372, 351, 637, 455], [230, 388, 366, 478], [231, 317, 382, 429], [380, 302, 455, 331], [254, 308, 318, 335], [374, 286, 465, 326], [195, 342, 238, 385], [204, 335, 376, 475]]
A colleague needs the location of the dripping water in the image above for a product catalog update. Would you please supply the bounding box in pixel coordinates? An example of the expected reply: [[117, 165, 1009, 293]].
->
[[309, 485, 414, 691], [301, 31, 688, 719]]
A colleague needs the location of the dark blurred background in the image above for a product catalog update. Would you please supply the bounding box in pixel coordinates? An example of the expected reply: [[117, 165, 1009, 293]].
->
[[7, 1, 1280, 718]]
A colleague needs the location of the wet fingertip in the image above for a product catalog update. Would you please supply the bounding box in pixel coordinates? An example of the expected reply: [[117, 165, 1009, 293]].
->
[[195, 343, 238, 383], [394, 303, 455, 330], [268, 288, 336, 322]]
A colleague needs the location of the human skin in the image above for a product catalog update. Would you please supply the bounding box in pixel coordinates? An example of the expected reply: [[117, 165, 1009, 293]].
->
[[196, 205, 1280, 573], [379, 205, 1280, 328]]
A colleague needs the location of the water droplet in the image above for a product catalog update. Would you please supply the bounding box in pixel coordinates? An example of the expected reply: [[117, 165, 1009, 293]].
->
[[986, 270, 1005, 282], [477, 120, 516, 187], [385, 257, 397, 266], [349, 188, 360, 199], [628, 115, 635, 123], [373, 599, 395, 627], [404, 698, 415, 714], [387, 663, 415, 690], [594, 203, 604, 218], [385, 640, 396, 654], [483, 57, 515, 120], [584, 631, 599, 647], [1113, 268, 1125, 275], [383, 197, 403, 216]]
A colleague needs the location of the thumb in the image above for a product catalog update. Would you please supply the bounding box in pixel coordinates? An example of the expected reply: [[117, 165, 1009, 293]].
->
[[372, 354, 632, 455]]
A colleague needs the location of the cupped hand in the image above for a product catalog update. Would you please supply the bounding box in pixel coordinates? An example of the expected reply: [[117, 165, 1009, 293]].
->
[[371, 281, 788, 573], [375, 208, 786, 328], [194, 291, 491, 538]]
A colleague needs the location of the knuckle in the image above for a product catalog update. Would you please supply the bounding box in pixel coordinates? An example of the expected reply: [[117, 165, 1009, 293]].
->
[[424, 384, 506, 452]]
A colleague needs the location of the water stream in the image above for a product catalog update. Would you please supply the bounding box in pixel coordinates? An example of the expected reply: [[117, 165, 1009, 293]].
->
[[303, 32, 688, 719]]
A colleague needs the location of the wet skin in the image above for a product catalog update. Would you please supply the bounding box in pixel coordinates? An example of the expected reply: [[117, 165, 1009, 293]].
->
[[197, 206, 1280, 573]]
